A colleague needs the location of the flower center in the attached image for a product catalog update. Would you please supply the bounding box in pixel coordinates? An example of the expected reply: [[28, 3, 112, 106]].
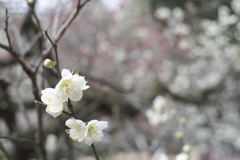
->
[[60, 79, 74, 94], [75, 125, 82, 131], [88, 125, 97, 136], [47, 97, 56, 107]]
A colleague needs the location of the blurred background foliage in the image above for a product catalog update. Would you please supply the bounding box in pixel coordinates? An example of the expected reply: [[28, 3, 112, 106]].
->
[[1, 0, 240, 159]]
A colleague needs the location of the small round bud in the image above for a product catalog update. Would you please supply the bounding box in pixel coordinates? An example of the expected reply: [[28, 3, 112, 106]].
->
[[183, 144, 191, 153], [44, 59, 53, 68], [174, 131, 183, 139], [179, 117, 187, 124]]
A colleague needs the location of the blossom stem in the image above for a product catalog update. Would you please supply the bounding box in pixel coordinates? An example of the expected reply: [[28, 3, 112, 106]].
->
[[91, 144, 100, 160], [34, 100, 47, 106], [44, 30, 62, 79], [67, 99, 78, 119]]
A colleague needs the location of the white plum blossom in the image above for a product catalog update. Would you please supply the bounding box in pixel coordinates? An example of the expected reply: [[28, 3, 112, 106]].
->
[[55, 69, 89, 102], [84, 120, 108, 145], [154, 7, 171, 20], [41, 88, 65, 118], [65, 118, 86, 142], [45, 134, 58, 153], [65, 118, 108, 145], [146, 95, 169, 126], [175, 152, 189, 160]]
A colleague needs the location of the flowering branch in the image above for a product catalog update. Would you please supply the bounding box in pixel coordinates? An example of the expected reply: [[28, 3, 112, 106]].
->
[[43, 32, 80, 120], [1, 1, 101, 159], [0, 43, 33, 76], [43, 31, 101, 160]]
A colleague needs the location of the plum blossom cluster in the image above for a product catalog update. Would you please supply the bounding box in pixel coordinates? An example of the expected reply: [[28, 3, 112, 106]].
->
[[65, 118, 108, 145], [41, 66, 108, 145], [41, 69, 89, 117]]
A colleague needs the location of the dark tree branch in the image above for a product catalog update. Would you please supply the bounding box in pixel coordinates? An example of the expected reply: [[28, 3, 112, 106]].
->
[[1, 10, 47, 160], [0, 43, 33, 76], [91, 144, 100, 160], [4, 9, 12, 49], [67, 99, 79, 119]]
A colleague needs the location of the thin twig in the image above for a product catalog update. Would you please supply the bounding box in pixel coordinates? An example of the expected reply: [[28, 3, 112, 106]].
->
[[34, 0, 91, 74], [4, 9, 12, 49], [91, 144, 100, 160], [44, 30, 62, 79], [56, 0, 90, 42], [34, 100, 47, 106], [63, 110, 73, 117]]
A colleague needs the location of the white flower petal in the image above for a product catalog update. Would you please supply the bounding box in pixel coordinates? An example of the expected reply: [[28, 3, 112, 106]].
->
[[46, 105, 63, 118], [87, 120, 98, 126], [56, 91, 68, 102], [55, 82, 69, 102], [68, 90, 83, 101], [96, 121, 108, 130], [85, 136, 93, 145], [41, 88, 55, 94], [93, 130, 103, 141], [84, 128, 89, 138], [82, 85, 90, 90], [72, 76, 86, 86], [62, 69, 72, 78], [69, 129, 84, 142], [65, 119, 77, 128], [75, 119, 85, 126], [41, 88, 56, 104]]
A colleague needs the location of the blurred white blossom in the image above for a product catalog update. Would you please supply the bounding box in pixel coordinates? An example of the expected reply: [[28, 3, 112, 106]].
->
[[152, 149, 169, 160], [46, 134, 58, 153], [154, 7, 171, 20], [146, 96, 169, 126], [172, 7, 185, 21], [232, 0, 240, 15], [175, 152, 189, 160], [174, 23, 190, 35]]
